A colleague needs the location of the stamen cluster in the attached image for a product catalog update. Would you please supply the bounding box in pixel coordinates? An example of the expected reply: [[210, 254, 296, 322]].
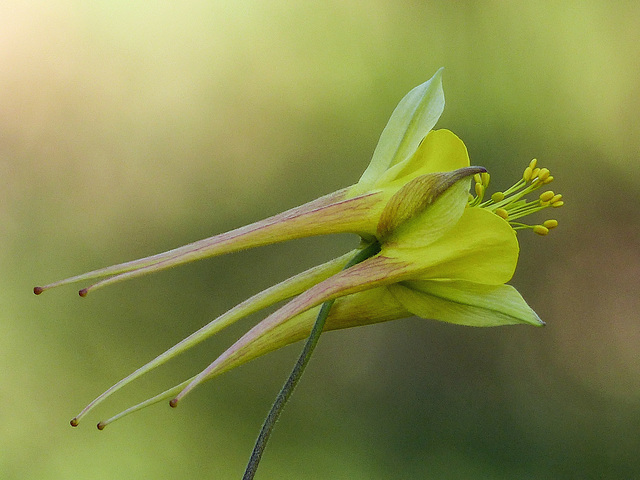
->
[[468, 159, 564, 235]]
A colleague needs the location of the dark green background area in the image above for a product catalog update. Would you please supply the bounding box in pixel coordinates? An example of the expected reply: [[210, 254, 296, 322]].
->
[[3, 2, 638, 478]]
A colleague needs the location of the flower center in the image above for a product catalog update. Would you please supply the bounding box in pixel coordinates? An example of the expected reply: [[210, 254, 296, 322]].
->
[[468, 158, 564, 235]]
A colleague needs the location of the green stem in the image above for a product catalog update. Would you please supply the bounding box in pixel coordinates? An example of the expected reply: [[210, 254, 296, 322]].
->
[[241, 241, 380, 480]]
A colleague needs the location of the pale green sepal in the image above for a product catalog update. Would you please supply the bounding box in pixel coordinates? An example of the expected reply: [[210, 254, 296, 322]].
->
[[357, 68, 445, 189], [388, 280, 544, 327]]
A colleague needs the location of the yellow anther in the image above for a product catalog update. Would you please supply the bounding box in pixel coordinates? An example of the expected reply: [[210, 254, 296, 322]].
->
[[481, 172, 490, 186], [539, 191, 555, 202], [495, 208, 509, 220], [479, 159, 562, 236], [537, 168, 550, 182], [491, 191, 505, 202], [533, 225, 549, 236], [468, 193, 475, 203]]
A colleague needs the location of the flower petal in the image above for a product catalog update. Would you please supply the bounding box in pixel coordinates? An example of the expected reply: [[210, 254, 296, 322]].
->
[[388, 280, 544, 327], [357, 69, 445, 190], [385, 207, 519, 285], [373, 129, 471, 190]]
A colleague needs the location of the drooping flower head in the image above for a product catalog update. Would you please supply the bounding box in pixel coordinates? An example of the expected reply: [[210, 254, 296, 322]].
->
[[34, 69, 563, 429]]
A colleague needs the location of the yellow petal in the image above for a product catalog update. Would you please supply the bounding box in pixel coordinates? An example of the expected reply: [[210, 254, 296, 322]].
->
[[409, 129, 471, 174], [373, 129, 471, 190], [388, 280, 544, 327], [385, 207, 519, 285]]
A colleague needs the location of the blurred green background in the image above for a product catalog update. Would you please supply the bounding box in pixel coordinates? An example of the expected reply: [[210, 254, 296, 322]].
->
[[2, 1, 639, 479]]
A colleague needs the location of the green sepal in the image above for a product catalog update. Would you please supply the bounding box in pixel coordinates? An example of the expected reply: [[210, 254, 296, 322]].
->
[[389, 280, 544, 327], [357, 69, 445, 190]]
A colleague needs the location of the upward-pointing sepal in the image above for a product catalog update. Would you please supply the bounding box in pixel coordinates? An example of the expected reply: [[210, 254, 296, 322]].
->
[[357, 68, 445, 190]]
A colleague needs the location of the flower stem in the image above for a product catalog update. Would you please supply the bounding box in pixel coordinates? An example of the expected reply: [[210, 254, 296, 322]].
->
[[241, 241, 380, 480]]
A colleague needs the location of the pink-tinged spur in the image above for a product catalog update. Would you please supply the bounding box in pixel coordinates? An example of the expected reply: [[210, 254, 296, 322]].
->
[[34, 69, 563, 429]]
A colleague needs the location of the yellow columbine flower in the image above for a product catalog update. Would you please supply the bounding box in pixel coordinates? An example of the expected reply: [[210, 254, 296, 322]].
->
[[34, 69, 562, 428]]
